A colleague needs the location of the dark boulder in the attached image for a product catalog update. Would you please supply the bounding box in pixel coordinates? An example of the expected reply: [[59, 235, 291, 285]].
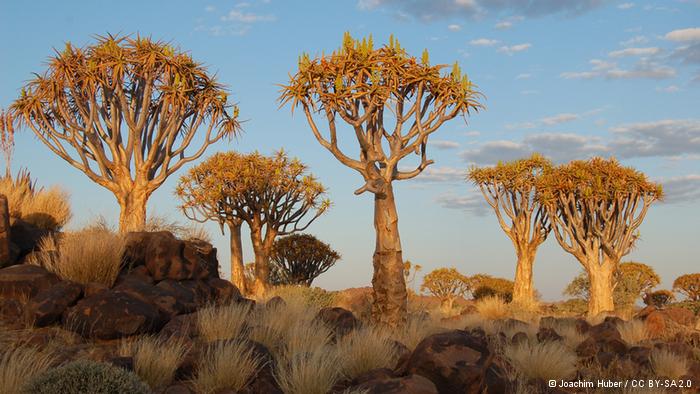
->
[[26, 280, 83, 326], [0, 264, 60, 301], [315, 307, 361, 338]]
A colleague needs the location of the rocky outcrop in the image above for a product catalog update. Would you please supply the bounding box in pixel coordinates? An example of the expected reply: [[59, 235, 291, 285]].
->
[[0, 264, 60, 300], [315, 307, 361, 338], [25, 280, 83, 326]]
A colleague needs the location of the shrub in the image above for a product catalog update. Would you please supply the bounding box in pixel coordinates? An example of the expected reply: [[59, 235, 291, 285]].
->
[[673, 273, 700, 302], [119, 336, 188, 390], [192, 340, 262, 394], [643, 290, 675, 308], [0, 347, 56, 394], [197, 303, 251, 342], [274, 346, 342, 394], [421, 267, 471, 314], [337, 326, 400, 379], [650, 348, 688, 379], [24, 359, 150, 394], [504, 340, 577, 381], [31, 229, 126, 286], [270, 234, 340, 286], [551, 298, 588, 316], [0, 171, 71, 231], [617, 320, 649, 345], [471, 275, 513, 302], [668, 300, 700, 315], [475, 296, 509, 320], [268, 285, 337, 309]]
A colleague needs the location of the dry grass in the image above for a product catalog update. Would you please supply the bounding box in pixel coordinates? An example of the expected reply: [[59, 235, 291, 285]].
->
[[192, 340, 263, 394], [337, 326, 400, 379], [279, 320, 333, 363], [504, 340, 577, 381], [274, 345, 342, 394], [247, 300, 318, 355], [119, 336, 188, 390], [539, 319, 587, 349], [391, 314, 446, 350], [618, 319, 649, 345], [650, 348, 688, 379], [0, 347, 56, 394], [144, 214, 212, 243], [31, 229, 126, 286], [0, 171, 71, 231], [475, 296, 509, 320], [197, 303, 251, 342]]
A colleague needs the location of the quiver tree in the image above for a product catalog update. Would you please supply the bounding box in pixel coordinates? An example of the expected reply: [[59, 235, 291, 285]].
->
[[468, 154, 552, 305], [9, 34, 240, 232], [176, 150, 329, 296], [673, 273, 700, 301], [269, 233, 340, 286], [537, 157, 663, 316], [280, 33, 483, 327], [564, 261, 660, 308], [0, 109, 15, 176], [421, 267, 471, 314], [643, 290, 675, 308]]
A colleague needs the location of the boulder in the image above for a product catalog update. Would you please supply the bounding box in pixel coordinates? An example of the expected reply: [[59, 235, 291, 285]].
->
[[0, 298, 23, 324], [26, 281, 83, 326], [9, 219, 49, 261], [400, 330, 492, 394], [265, 296, 286, 309], [315, 307, 361, 337], [0, 195, 11, 268], [160, 313, 199, 339], [163, 385, 195, 394], [156, 279, 213, 312], [63, 290, 165, 339], [644, 307, 696, 338], [0, 264, 60, 301], [84, 282, 109, 298], [114, 278, 186, 320], [536, 327, 563, 342], [589, 320, 622, 342], [207, 277, 242, 304], [353, 374, 439, 394], [510, 332, 529, 345]]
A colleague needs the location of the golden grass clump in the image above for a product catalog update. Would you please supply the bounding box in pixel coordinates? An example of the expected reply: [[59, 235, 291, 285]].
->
[[192, 340, 263, 394], [504, 340, 578, 381], [650, 348, 688, 379], [119, 336, 188, 390], [475, 296, 509, 320], [31, 229, 126, 287], [279, 320, 333, 364], [197, 303, 251, 342], [391, 314, 446, 350], [274, 346, 342, 394], [247, 299, 319, 354], [337, 326, 400, 379], [0, 171, 71, 231], [617, 319, 649, 345], [0, 347, 56, 394]]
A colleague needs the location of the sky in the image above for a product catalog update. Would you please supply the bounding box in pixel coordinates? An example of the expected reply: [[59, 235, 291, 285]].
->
[[0, 0, 698, 301]]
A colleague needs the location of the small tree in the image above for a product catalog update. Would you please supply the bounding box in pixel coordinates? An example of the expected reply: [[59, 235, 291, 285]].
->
[[673, 273, 700, 301], [564, 262, 660, 308], [468, 154, 552, 305], [176, 150, 329, 296], [281, 33, 483, 327], [421, 268, 471, 313], [643, 290, 675, 308], [470, 274, 514, 302], [537, 158, 662, 316], [269, 234, 340, 287], [10, 34, 240, 232], [403, 260, 423, 295]]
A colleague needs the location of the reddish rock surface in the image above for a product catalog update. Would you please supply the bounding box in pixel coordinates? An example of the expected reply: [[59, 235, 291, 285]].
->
[[26, 280, 83, 326], [0, 264, 60, 300], [315, 307, 361, 337]]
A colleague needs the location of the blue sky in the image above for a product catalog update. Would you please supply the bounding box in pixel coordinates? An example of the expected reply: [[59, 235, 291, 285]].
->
[[1, 0, 698, 300]]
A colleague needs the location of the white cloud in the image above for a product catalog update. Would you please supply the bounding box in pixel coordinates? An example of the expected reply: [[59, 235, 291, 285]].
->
[[428, 140, 460, 149], [608, 47, 661, 57], [541, 113, 580, 125], [617, 2, 635, 9], [495, 21, 513, 29], [470, 38, 500, 46], [413, 166, 466, 183], [221, 10, 276, 22], [657, 85, 680, 93], [665, 27, 700, 41], [435, 192, 489, 215], [561, 58, 676, 80], [516, 73, 532, 79], [610, 119, 700, 158], [448, 24, 462, 31], [620, 35, 648, 47], [205, 5, 216, 12], [659, 174, 700, 203], [497, 43, 532, 55]]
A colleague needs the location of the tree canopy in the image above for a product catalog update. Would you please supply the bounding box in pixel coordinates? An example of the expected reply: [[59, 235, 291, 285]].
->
[[270, 234, 340, 286], [673, 273, 700, 301]]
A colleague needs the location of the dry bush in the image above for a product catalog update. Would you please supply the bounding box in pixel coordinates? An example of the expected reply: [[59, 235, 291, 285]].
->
[[275, 346, 342, 394], [268, 285, 337, 309], [197, 303, 251, 342], [119, 336, 188, 390], [650, 348, 688, 379], [475, 296, 509, 320], [0, 347, 56, 394], [618, 319, 649, 345], [337, 326, 400, 379], [0, 171, 71, 231], [192, 340, 262, 394], [504, 340, 577, 381], [31, 229, 126, 286]]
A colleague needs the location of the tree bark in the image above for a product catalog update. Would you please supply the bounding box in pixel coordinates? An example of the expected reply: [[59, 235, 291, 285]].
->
[[587, 261, 615, 316], [250, 224, 275, 298], [512, 247, 535, 305], [440, 297, 455, 316], [371, 184, 407, 327], [117, 188, 149, 233], [228, 222, 247, 295]]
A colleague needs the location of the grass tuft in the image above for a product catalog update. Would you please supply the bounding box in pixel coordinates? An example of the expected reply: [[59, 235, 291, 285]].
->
[[275, 346, 342, 394], [504, 340, 577, 381], [119, 335, 188, 390], [337, 326, 400, 379], [475, 296, 509, 320], [650, 348, 688, 379], [197, 303, 251, 342], [617, 319, 649, 345], [192, 340, 263, 394], [0, 347, 56, 394]]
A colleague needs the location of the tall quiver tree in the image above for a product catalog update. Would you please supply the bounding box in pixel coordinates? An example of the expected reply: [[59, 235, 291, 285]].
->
[[537, 157, 663, 316], [176, 150, 329, 296], [9, 34, 240, 232], [281, 33, 482, 327], [468, 154, 552, 305]]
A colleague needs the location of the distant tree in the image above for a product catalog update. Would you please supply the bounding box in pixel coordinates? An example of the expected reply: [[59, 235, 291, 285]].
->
[[421, 268, 471, 313], [468, 154, 552, 305], [470, 274, 514, 302], [563, 272, 590, 300], [403, 260, 423, 294], [10, 34, 240, 232], [176, 150, 329, 296], [537, 158, 662, 316], [281, 32, 483, 327], [269, 234, 340, 287], [673, 273, 700, 301], [563, 262, 660, 308], [0, 109, 15, 176], [643, 290, 675, 308]]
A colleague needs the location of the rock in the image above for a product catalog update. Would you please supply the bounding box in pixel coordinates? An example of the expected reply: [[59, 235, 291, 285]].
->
[[536, 327, 563, 342], [596, 351, 615, 368], [576, 337, 599, 358], [484, 359, 509, 394], [114, 278, 186, 320], [163, 384, 195, 394], [124, 231, 217, 281], [265, 296, 286, 309], [9, 219, 48, 260], [105, 356, 134, 371], [115, 266, 154, 285], [156, 279, 212, 312], [0, 195, 11, 268], [353, 374, 439, 394], [575, 318, 591, 334], [63, 290, 165, 339], [84, 282, 109, 298], [644, 308, 696, 338], [511, 332, 529, 345], [603, 315, 624, 326], [589, 321, 622, 342], [315, 307, 361, 337], [494, 318, 530, 333], [26, 281, 83, 326], [401, 330, 492, 394], [207, 278, 241, 304], [228, 340, 283, 394], [0, 264, 60, 301], [0, 298, 23, 323], [627, 346, 651, 367], [160, 313, 199, 339]]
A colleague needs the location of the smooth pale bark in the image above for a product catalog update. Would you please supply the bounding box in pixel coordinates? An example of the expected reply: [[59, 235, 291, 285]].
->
[[117, 188, 149, 233], [250, 222, 276, 298], [228, 222, 247, 295], [440, 298, 455, 315], [586, 261, 615, 316], [512, 247, 536, 305], [371, 184, 408, 327]]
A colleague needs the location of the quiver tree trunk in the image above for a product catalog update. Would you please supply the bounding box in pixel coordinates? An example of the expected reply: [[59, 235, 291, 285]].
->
[[229, 222, 247, 295], [250, 223, 276, 298], [512, 246, 536, 305], [371, 184, 407, 327], [117, 187, 150, 233], [587, 261, 615, 316]]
